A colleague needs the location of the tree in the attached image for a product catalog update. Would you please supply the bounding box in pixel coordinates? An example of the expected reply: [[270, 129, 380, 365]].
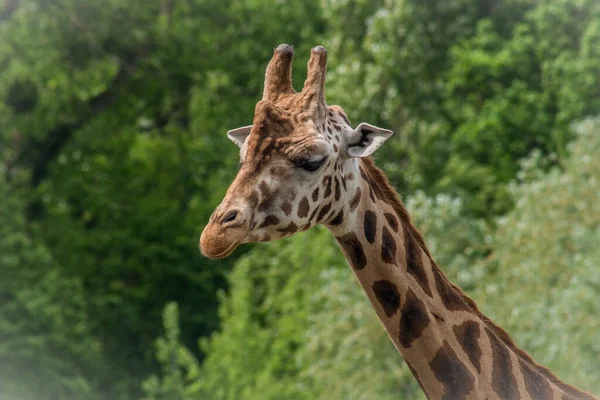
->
[[0, 171, 104, 400], [198, 228, 343, 400], [472, 118, 600, 394], [326, 0, 600, 216], [0, 0, 326, 396], [142, 303, 201, 400]]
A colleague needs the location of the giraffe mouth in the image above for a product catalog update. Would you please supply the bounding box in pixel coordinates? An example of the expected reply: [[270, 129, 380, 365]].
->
[[203, 241, 240, 259], [199, 225, 244, 259]]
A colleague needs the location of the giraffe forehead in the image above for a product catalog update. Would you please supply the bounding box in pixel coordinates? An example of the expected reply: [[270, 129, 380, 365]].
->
[[245, 127, 328, 166]]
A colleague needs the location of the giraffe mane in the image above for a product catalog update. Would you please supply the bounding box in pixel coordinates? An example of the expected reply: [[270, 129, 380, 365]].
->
[[360, 157, 595, 399]]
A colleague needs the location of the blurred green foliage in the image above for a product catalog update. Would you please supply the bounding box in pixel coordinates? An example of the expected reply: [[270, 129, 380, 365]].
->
[[0, 0, 599, 398], [473, 118, 600, 392]]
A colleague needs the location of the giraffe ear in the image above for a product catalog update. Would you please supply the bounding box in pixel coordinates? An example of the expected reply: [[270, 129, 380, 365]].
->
[[227, 125, 253, 148], [347, 123, 393, 158]]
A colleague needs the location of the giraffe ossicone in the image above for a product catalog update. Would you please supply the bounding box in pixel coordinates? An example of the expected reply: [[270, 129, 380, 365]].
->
[[200, 45, 597, 400]]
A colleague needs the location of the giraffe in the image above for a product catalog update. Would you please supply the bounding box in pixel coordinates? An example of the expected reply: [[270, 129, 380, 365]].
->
[[199, 44, 597, 400]]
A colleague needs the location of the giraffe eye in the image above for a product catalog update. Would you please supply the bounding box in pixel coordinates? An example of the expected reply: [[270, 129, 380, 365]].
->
[[297, 158, 325, 172]]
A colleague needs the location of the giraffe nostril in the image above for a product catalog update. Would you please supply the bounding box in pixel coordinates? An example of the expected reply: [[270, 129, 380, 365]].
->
[[221, 210, 238, 225]]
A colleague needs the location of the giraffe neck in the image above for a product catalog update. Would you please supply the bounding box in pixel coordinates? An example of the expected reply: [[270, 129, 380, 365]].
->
[[327, 158, 595, 400]]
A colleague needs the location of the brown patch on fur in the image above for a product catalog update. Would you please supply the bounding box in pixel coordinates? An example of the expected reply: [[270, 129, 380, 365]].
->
[[487, 328, 519, 400], [363, 210, 377, 244], [384, 212, 399, 233], [381, 226, 397, 265], [308, 207, 319, 223], [258, 198, 274, 213], [519, 358, 554, 400], [258, 215, 279, 228], [432, 267, 469, 311], [297, 197, 309, 218], [399, 288, 430, 348], [334, 177, 341, 201], [316, 203, 332, 222], [430, 341, 475, 400], [277, 221, 298, 235], [281, 201, 292, 216], [329, 210, 344, 226], [350, 188, 361, 211], [248, 190, 259, 207], [338, 111, 350, 125], [453, 321, 482, 374], [372, 280, 401, 318], [311, 187, 319, 202], [336, 232, 367, 270], [259, 181, 271, 197], [324, 176, 332, 198], [402, 224, 432, 297]]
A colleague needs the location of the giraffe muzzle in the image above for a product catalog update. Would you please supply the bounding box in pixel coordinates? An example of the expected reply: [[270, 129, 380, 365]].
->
[[199, 208, 248, 259]]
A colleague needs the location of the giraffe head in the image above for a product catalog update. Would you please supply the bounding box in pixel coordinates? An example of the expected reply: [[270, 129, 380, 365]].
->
[[200, 44, 393, 259]]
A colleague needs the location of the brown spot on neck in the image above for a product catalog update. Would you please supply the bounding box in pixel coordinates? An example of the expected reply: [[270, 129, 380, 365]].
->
[[308, 206, 319, 223], [336, 232, 367, 270], [432, 267, 470, 312], [453, 320, 482, 374], [316, 202, 332, 222], [329, 209, 344, 226], [363, 210, 377, 244], [398, 289, 430, 348], [384, 212, 399, 233], [487, 328, 520, 400], [519, 358, 553, 400], [372, 280, 401, 318], [381, 226, 397, 265], [402, 224, 432, 297], [349, 188, 361, 211], [430, 341, 476, 400]]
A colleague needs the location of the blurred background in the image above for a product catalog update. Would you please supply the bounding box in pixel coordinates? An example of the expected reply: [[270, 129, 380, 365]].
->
[[0, 0, 599, 399]]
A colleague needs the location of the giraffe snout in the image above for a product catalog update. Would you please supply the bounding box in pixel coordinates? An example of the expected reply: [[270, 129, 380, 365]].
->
[[200, 205, 249, 259]]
